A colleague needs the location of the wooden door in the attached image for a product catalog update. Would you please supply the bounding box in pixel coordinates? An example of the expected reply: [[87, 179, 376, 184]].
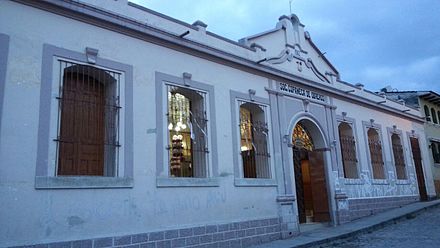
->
[[308, 150, 330, 222], [58, 73, 105, 176], [410, 137, 428, 201], [293, 149, 306, 223]]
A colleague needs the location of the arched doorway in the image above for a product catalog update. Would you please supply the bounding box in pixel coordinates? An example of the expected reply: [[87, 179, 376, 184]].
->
[[292, 120, 330, 223]]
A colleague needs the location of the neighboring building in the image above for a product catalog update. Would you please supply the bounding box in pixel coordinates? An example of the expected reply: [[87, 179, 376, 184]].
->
[[0, 0, 436, 247], [383, 89, 440, 196]]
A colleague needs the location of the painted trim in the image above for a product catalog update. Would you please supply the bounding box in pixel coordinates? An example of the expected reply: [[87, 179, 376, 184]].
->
[[156, 177, 219, 187], [155, 71, 218, 184], [35, 176, 133, 189], [234, 178, 278, 187], [11, 0, 424, 124], [0, 33, 10, 143], [35, 44, 133, 189], [335, 115, 363, 184], [267, 88, 287, 194], [362, 121, 389, 184], [229, 90, 276, 186], [286, 112, 329, 149]]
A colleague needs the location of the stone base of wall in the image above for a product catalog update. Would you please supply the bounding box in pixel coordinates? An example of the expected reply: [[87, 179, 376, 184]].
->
[[10, 217, 281, 248], [434, 180, 440, 197], [347, 196, 419, 221]]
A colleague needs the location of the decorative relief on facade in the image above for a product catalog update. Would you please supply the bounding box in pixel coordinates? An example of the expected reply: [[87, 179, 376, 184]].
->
[[263, 45, 331, 83]]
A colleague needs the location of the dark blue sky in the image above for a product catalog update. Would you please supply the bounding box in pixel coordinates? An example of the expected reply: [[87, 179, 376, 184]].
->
[[133, 0, 440, 93]]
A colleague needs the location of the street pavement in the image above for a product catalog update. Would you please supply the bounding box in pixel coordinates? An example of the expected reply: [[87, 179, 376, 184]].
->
[[310, 205, 440, 248]]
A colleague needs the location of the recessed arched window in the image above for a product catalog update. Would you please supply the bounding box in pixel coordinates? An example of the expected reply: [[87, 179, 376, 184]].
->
[[367, 128, 385, 179], [338, 122, 358, 178], [431, 108, 438, 124], [424, 105, 431, 121], [239, 102, 270, 178], [391, 133, 406, 179], [57, 64, 120, 176]]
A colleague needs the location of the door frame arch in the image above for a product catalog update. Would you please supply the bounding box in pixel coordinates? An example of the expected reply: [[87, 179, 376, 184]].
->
[[285, 112, 336, 227]]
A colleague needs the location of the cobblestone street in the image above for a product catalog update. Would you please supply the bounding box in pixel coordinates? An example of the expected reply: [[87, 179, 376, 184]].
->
[[311, 206, 440, 248]]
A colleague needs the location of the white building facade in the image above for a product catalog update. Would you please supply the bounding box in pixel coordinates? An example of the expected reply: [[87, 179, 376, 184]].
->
[[0, 0, 436, 247]]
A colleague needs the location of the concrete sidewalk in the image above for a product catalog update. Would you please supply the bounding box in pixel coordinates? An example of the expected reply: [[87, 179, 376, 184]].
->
[[253, 199, 440, 248]]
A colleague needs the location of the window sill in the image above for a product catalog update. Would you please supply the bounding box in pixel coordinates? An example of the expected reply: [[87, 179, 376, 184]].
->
[[434, 163, 440, 168], [343, 178, 364, 185], [234, 178, 278, 187], [371, 179, 389, 185], [396, 179, 411, 185], [35, 176, 134, 189], [156, 177, 219, 187]]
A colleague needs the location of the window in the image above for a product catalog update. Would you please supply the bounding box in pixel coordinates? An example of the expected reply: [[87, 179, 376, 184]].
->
[[35, 45, 133, 189], [56, 62, 120, 176], [239, 101, 271, 178], [424, 105, 431, 122], [367, 128, 385, 179], [438, 111, 440, 125], [155, 72, 218, 187], [391, 133, 406, 179], [167, 85, 208, 178], [432, 141, 440, 164], [431, 108, 438, 124], [230, 90, 275, 186], [338, 122, 358, 178]]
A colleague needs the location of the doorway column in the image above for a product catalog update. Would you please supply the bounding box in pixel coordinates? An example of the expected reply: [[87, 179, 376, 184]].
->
[[268, 88, 299, 239]]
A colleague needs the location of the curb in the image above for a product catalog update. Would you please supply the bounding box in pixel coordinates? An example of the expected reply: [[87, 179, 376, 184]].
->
[[295, 201, 440, 248]]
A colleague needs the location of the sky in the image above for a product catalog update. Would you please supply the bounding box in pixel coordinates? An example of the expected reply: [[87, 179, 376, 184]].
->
[[131, 0, 440, 93]]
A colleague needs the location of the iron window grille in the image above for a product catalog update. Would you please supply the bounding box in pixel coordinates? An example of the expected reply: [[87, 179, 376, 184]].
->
[[391, 133, 406, 179], [166, 84, 209, 178], [238, 100, 271, 179], [367, 128, 385, 179], [54, 60, 121, 176], [338, 122, 359, 179]]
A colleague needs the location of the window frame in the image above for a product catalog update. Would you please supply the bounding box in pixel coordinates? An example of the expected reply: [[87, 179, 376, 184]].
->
[[155, 72, 219, 187], [386, 127, 410, 183], [230, 90, 277, 187], [35, 44, 134, 189], [335, 115, 363, 185], [362, 121, 389, 184]]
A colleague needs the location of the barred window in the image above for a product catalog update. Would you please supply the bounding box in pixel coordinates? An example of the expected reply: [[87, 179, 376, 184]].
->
[[431, 108, 438, 124], [391, 133, 406, 179], [56, 61, 120, 176], [239, 101, 270, 178], [167, 85, 208, 178], [338, 122, 358, 178], [432, 141, 440, 164], [367, 128, 385, 179]]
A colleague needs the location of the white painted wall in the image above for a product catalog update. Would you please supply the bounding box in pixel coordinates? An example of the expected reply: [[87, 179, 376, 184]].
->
[[0, 0, 432, 246]]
